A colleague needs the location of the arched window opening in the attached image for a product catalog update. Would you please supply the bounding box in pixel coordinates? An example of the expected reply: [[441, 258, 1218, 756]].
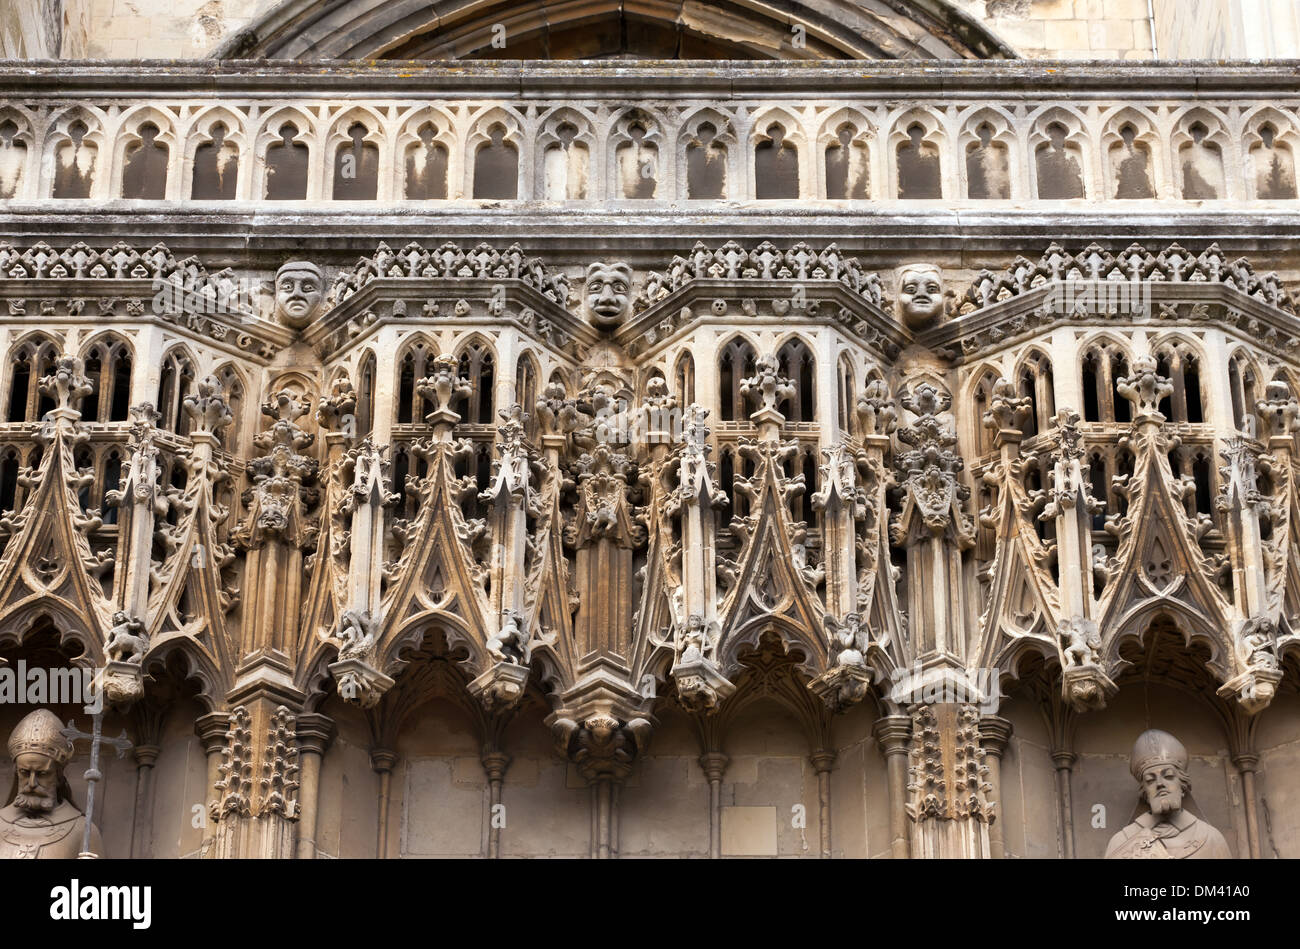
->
[[81, 350, 101, 422], [333, 122, 379, 200], [474, 123, 518, 200], [675, 352, 696, 406], [515, 355, 539, 439], [1253, 122, 1297, 199], [1082, 354, 1101, 422], [1185, 358, 1203, 423], [192, 121, 238, 200], [52, 119, 96, 199], [800, 449, 818, 524], [101, 450, 122, 525], [1018, 352, 1054, 437], [1036, 121, 1085, 199], [718, 448, 735, 525], [972, 373, 999, 456], [396, 341, 435, 424], [616, 120, 658, 199], [837, 358, 854, 433], [825, 123, 868, 200], [265, 122, 309, 200], [777, 339, 815, 422], [686, 122, 726, 200], [6, 356, 30, 423], [966, 122, 1010, 200], [897, 123, 940, 199], [1151, 345, 1202, 425], [156, 351, 195, 435], [6, 338, 57, 423], [1082, 345, 1130, 424], [406, 122, 449, 200], [1178, 121, 1224, 200], [1110, 123, 1155, 199], [542, 121, 589, 200], [718, 338, 756, 422], [457, 344, 495, 424], [215, 366, 244, 450], [83, 337, 133, 423], [1088, 453, 1108, 532], [357, 352, 376, 438], [755, 122, 799, 199], [0, 449, 18, 514], [0, 118, 29, 199], [122, 121, 169, 199], [1111, 352, 1131, 424], [1192, 454, 1213, 517], [1229, 355, 1258, 434]]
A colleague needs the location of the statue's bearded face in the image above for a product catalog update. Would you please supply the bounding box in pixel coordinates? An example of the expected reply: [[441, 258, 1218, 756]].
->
[[897, 265, 944, 330], [13, 752, 59, 814], [584, 264, 632, 329], [274, 266, 324, 329], [1141, 764, 1184, 816]]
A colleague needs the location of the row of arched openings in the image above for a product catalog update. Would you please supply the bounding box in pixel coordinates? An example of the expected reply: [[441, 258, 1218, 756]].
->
[[4, 337, 245, 446], [10, 108, 1295, 203], [717, 338, 817, 423]]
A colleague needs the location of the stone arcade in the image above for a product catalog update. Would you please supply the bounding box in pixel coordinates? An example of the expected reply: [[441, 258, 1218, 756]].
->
[[0, 1, 1298, 859]]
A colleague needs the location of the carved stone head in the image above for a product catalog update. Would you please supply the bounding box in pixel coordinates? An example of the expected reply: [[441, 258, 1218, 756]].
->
[[273, 260, 325, 330], [896, 263, 944, 331], [1130, 729, 1191, 817], [584, 261, 633, 329], [6, 709, 74, 815]]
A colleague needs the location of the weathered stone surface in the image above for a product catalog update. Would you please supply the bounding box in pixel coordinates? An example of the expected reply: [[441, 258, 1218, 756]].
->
[[0, 17, 1299, 864]]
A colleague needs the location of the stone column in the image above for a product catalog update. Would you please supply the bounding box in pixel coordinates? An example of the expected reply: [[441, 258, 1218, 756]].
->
[[293, 713, 335, 859], [1232, 753, 1262, 859], [1052, 750, 1077, 859], [482, 750, 510, 859], [371, 748, 398, 859], [980, 716, 1013, 859], [873, 714, 912, 859], [194, 711, 231, 857], [699, 751, 728, 859], [811, 750, 836, 858], [129, 744, 159, 859]]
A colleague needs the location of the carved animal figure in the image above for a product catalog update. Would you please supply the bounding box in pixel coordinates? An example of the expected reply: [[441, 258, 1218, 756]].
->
[[104, 610, 148, 664]]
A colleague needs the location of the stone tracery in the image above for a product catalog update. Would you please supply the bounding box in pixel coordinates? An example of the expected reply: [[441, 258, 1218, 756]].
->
[[1, 57, 1300, 861]]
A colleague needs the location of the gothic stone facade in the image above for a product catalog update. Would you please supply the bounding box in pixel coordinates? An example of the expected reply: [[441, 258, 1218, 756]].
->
[[1, 54, 1300, 859]]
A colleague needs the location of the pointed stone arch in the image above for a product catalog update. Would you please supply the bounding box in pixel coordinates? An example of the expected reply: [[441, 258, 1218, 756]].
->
[[212, 0, 1015, 62]]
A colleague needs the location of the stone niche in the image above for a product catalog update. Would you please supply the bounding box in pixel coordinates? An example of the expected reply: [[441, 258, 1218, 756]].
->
[[711, 699, 821, 858], [617, 705, 709, 858], [0, 697, 128, 857], [1255, 690, 1300, 857], [829, 699, 893, 858], [996, 695, 1062, 859], [1070, 683, 1240, 860]]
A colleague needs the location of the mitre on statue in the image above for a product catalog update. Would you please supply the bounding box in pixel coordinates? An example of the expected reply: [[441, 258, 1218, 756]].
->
[[7, 709, 74, 765]]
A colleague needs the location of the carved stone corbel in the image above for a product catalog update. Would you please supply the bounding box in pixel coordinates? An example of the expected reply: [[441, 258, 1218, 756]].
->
[[670, 614, 734, 713], [1217, 615, 1283, 714], [327, 608, 394, 708]]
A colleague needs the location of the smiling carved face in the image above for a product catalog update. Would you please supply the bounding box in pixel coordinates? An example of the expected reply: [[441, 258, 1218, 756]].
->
[[584, 262, 632, 329]]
